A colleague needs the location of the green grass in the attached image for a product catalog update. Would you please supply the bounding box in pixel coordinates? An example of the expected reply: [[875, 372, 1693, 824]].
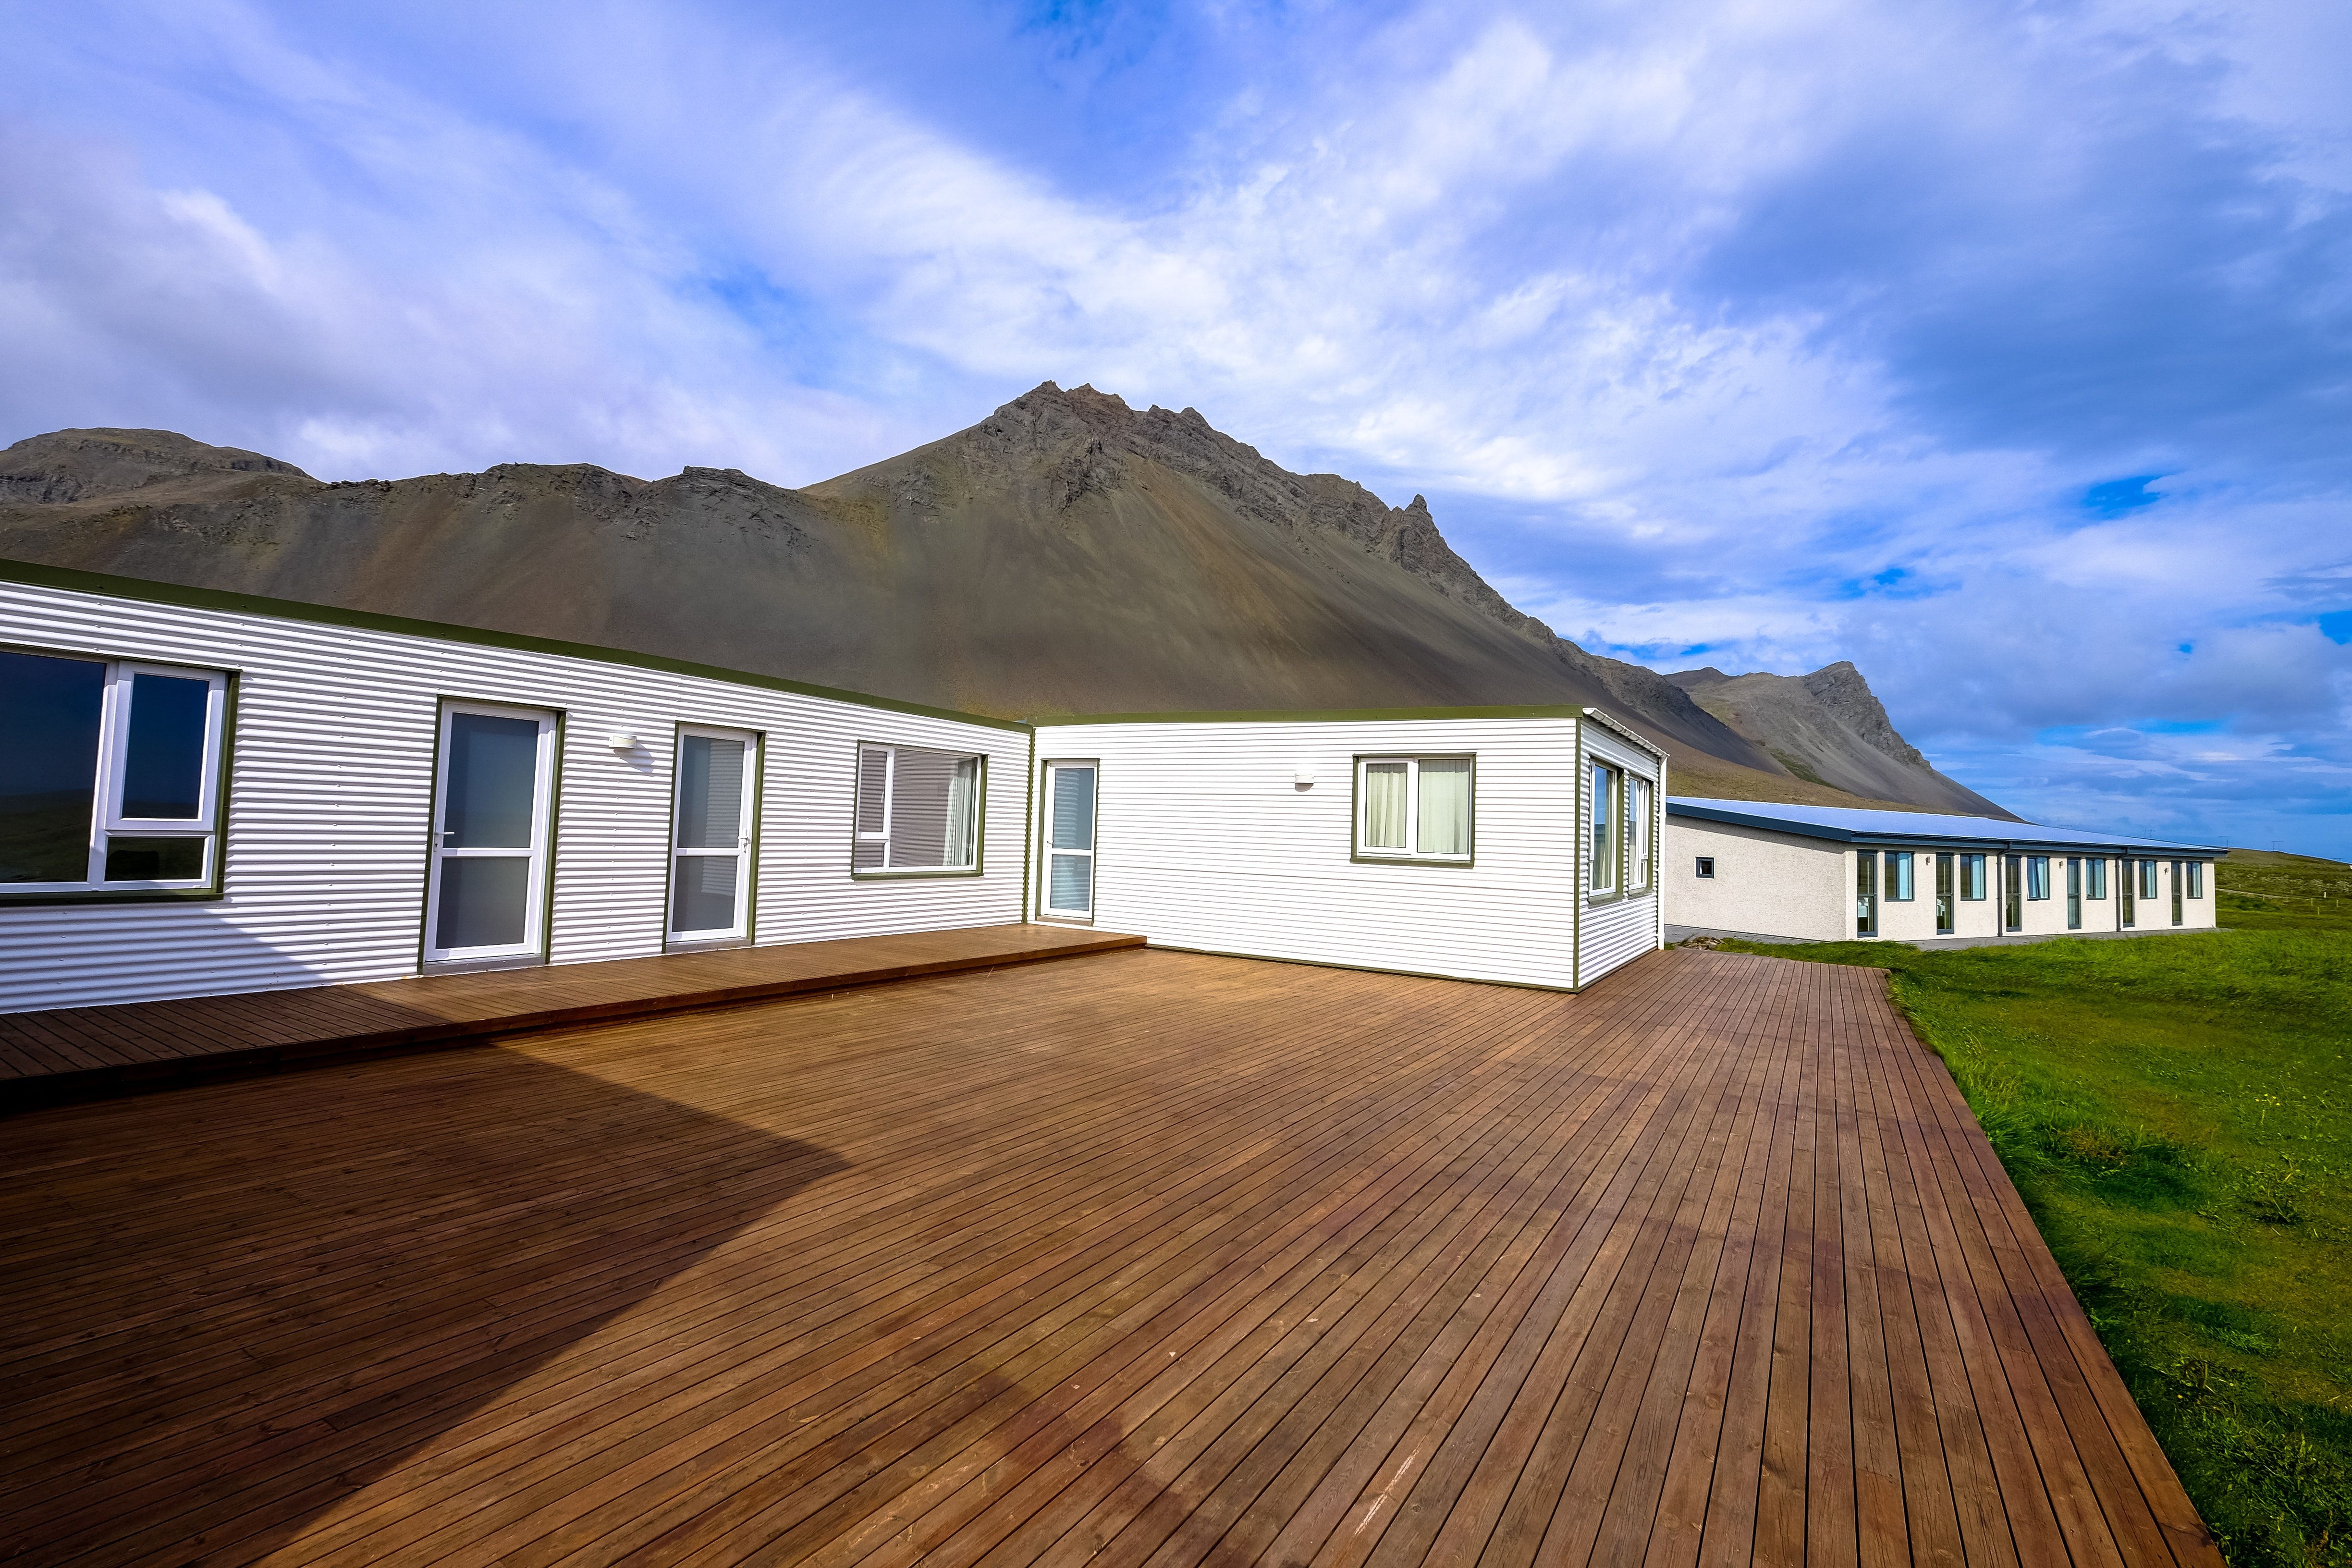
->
[[2218, 849, 2352, 933], [1714, 925, 2352, 1567]]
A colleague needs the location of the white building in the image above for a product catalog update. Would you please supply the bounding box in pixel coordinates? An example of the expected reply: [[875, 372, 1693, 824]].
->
[[2, 564, 1667, 1011], [1665, 797, 2224, 945], [1028, 707, 1665, 991], [0, 564, 1029, 1012]]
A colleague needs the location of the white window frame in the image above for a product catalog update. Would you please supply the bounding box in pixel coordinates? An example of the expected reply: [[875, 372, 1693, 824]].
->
[[1040, 759, 1099, 919], [423, 701, 559, 965], [2, 653, 230, 895], [1628, 775, 1654, 893], [853, 742, 983, 877], [669, 724, 759, 942], [1353, 755, 1474, 864]]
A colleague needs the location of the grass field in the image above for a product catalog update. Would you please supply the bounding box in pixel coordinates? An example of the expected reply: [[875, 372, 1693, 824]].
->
[[1720, 881, 2352, 1566]]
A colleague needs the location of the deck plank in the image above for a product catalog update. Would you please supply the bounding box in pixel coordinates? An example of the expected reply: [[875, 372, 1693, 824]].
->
[[0, 945, 2221, 1567]]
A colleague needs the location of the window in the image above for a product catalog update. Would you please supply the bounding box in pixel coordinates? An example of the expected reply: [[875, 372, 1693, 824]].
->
[[1695, 856, 1716, 879], [2026, 856, 2050, 900], [2188, 861, 2205, 898], [2139, 858, 2160, 900], [1357, 756, 1472, 863], [1885, 851, 1915, 901], [1589, 761, 1619, 894], [1959, 853, 1987, 900], [2087, 858, 2108, 899], [1041, 760, 1096, 918], [1628, 776, 1654, 892], [854, 743, 981, 874], [1, 649, 229, 895]]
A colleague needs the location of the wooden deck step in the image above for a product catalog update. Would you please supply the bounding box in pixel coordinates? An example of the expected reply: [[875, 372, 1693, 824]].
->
[[0, 923, 1141, 1110]]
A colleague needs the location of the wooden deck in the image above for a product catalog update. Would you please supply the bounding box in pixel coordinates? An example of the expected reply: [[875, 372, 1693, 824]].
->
[[0, 923, 1140, 1108], [0, 945, 2217, 1567]]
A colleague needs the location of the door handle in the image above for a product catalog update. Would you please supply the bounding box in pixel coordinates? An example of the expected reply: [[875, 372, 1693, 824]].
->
[[441, 831, 457, 847]]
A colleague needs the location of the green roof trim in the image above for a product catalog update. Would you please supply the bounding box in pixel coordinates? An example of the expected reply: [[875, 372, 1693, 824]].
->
[[0, 557, 1030, 734], [1029, 703, 1594, 725]]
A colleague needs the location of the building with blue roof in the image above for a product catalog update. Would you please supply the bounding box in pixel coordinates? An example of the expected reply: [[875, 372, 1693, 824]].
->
[[1664, 796, 2224, 946]]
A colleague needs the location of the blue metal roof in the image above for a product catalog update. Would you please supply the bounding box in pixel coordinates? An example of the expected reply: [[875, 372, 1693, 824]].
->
[[1666, 797, 2229, 856]]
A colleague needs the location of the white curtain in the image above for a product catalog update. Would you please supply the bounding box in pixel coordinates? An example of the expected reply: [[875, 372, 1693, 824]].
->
[[945, 757, 978, 867], [1417, 759, 1471, 856], [1591, 763, 1617, 891], [1362, 763, 1408, 849]]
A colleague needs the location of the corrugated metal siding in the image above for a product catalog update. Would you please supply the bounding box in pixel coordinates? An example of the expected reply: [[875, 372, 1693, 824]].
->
[[0, 581, 1025, 1012], [1577, 720, 1666, 986], [1029, 718, 1581, 989]]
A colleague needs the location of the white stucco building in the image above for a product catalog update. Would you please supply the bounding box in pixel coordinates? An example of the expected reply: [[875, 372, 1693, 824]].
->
[[1665, 797, 2224, 945]]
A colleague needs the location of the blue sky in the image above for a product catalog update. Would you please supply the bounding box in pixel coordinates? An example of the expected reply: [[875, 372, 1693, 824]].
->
[[4, 0, 2349, 856]]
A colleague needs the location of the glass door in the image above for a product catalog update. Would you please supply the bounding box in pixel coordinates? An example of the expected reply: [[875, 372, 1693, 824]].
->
[[2121, 859, 2137, 928], [2172, 860, 2184, 925], [671, 726, 756, 942], [1855, 850, 1877, 936], [1041, 761, 1096, 919], [426, 703, 557, 962], [2066, 857, 2082, 929], [1935, 853, 1954, 933], [2003, 855, 2023, 932]]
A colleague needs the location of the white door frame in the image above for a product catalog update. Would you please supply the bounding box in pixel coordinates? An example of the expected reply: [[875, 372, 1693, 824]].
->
[[423, 700, 559, 964], [1040, 759, 1098, 920], [669, 724, 759, 942]]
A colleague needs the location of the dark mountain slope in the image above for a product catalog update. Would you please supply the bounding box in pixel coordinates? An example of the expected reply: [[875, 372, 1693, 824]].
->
[[0, 386, 1997, 813]]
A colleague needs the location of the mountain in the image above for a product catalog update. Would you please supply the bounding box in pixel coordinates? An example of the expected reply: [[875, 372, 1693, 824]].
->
[[0, 385, 1996, 813], [1666, 666, 2012, 818]]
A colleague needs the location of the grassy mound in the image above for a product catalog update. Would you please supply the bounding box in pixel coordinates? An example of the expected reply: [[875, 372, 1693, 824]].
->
[[1715, 928, 2352, 1567]]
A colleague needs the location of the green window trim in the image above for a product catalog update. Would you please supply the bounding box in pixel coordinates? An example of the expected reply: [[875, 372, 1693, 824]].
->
[[1350, 753, 1477, 867]]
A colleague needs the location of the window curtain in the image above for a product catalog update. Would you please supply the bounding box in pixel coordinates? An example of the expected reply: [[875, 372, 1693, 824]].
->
[[1362, 763, 1408, 849], [1417, 760, 1470, 856], [945, 757, 979, 867], [1590, 764, 1617, 890]]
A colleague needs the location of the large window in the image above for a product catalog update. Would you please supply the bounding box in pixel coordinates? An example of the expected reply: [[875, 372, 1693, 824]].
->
[[2026, 856, 2051, 900], [1628, 776, 1654, 892], [1959, 853, 1987, 900], [2188, 861, 2205, 898], [1, 649, 229, 895], [1589, 761, 1619, 894], [2087, 858, 2108, 899], [2139, 858, 2160, 900], [1357, 756, 1473, 863], [854, 743, 981, 875], [1885, 851, 1915, 901]]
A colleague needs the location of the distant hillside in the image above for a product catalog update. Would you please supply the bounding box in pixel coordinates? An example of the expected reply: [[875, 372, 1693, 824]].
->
[[0, 386, 2000, 814], [1667, 665, 2012, 818]]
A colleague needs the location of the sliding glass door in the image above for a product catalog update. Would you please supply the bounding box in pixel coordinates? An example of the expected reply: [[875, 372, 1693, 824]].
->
[[425, 703, 557, 963], [671, 726, 757, 942]]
